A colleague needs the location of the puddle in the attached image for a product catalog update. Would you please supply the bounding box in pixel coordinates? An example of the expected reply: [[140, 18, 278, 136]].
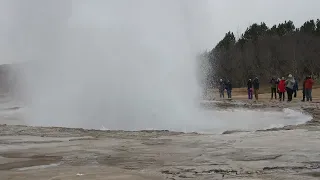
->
[[17, 162, 61, 171], [0, 153, 62, 170]]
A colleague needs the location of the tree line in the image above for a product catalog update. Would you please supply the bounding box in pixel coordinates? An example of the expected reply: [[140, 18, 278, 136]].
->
[[199, 19, 320, 89]]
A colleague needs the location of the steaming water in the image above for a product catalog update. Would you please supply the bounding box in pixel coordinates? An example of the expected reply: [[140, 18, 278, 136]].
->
[[2, 1, 312, 133], [100, 107, 312, 133], [0, 103, 312, 134], [9, 0, 214, 129]]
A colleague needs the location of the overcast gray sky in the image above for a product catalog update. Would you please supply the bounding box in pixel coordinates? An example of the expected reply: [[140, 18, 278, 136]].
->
[[0, 0, 319, 64], [209, 0, 320, 45], [69, 0, 320, 50]]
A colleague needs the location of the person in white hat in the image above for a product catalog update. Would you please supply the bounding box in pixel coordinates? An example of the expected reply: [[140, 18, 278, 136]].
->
[[285, 74, 295, 101]]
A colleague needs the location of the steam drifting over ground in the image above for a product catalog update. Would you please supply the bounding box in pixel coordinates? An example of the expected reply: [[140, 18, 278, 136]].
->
[[4, 0, 215, 129]]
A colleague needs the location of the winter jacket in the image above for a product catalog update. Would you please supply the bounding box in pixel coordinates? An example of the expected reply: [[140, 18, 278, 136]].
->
[[247, 80, 252, 89], [305, 78, 314, 89], [269, 78, 277, 88], [278, 80, 286, 93], [253, 78, 260, 89], [225, 81, 232, 91], [219, 81, 225, 91], [293, 81, 299, 91], [285, 77, 295, 90]]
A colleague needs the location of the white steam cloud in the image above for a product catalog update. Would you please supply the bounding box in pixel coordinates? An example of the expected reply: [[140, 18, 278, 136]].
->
[[3, 0, 215, 130]]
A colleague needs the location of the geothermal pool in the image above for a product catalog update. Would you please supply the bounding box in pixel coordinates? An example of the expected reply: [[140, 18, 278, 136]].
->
[[0, 99, 312, 134], [188, 108, 312, 134], [107, 108, 311, 134]]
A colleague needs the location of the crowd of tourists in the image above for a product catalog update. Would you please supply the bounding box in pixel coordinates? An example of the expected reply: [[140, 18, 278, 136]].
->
[[218, 74, 314, 102]]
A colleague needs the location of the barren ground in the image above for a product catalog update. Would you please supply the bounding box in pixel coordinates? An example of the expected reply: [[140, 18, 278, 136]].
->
[[0, 89, 320, 180]]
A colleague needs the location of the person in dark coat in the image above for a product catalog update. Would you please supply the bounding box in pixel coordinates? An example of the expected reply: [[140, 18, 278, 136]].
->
[[225, 80, 232, 99], [218, 79, 225, 98], [293, 78, 299, 98], [247, 79, 253, 99], [253, 77, 260, 100], [301, 76, 308, 102], [269, 77, 278, 100]]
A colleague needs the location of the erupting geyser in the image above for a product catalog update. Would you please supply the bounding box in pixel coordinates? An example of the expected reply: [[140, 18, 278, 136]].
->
[[8, 0, 215, 130], [3, 1, 311, 133]]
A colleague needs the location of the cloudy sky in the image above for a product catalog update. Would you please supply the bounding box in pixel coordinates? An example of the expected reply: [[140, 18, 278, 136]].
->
[[70, 0, 320, 49], [0, 0, 319, 64], [209, 0, 320, 45]]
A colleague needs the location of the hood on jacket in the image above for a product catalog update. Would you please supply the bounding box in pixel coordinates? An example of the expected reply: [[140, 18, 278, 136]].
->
[[287, 74, 295, 82], [288, 77, 295, 83]]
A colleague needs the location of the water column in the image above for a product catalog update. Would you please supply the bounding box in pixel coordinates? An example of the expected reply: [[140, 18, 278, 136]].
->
[[9, 0, 72, 122]]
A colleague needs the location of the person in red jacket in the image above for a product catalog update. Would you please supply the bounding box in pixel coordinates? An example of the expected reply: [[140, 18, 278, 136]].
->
[[278, 77, 286, 102], [305, 75, 314, 101]]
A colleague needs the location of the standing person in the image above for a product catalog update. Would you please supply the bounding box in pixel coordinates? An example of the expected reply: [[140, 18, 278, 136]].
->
[[269, 77, 278, 100], [225, 80, 232, 99], [305, 75, 314, 102], [278, 77, 286, 101], [301, 76, 308, 102], [293, 78, 299, 98], [253, 77, 260, 100], [218, 79, 225, 99], [247, 79, 253, 100], [277, 78, 281, 97], [285, 74, 295, 102]]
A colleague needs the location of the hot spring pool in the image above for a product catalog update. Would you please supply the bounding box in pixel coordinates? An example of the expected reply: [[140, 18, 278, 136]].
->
[[101, 108, 312, 134]]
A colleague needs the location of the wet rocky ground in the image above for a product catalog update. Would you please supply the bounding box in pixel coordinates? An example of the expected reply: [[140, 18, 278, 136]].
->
[[0, 100, 320, 180]]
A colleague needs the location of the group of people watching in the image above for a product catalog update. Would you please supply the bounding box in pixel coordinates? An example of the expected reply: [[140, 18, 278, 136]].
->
[[270, 75, 314, 102], [268, 74, 298, 102], [218, 74, 315, 102]]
